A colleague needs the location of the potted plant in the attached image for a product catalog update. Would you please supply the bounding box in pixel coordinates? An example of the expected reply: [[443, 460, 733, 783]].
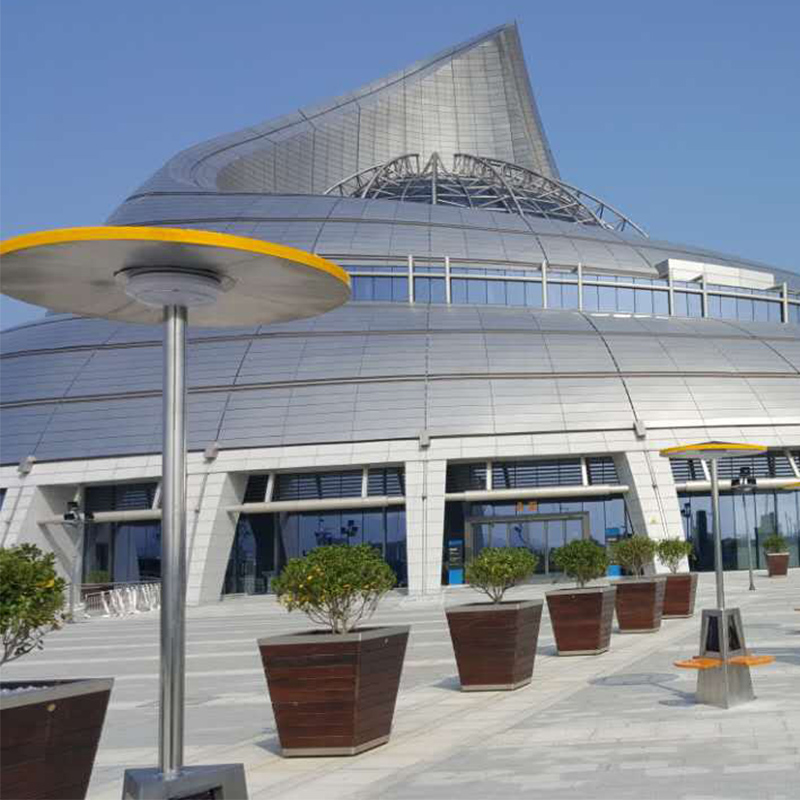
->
[[546, 539, 614, 655], [762, 534, 790, 577], [1, 544, 113, 800], [610, 535, 666, 633], [446, 547, 541, 691], [258, 544, 407, 757], [656, 538, 698, 618]]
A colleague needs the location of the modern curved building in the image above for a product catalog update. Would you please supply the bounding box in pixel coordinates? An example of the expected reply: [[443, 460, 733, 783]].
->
[[2, 24, 799, 602]]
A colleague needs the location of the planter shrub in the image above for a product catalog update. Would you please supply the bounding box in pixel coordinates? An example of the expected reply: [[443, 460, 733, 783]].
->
[[1, 545, 112, 800], [1, 544, 67, 665], [762, 534, 790, 577], [610, 536, 665, 632], [260, 545, 408, 756], [611, 535, 657, 577], [271, 543, 396, 633], [447, 548, 541, 691], [546, 540, 614, 656], [464, 547, 538, 602], [656, 538, 698, 618]]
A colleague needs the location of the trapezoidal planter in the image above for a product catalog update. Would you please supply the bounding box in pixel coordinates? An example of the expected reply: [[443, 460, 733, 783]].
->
[[545, 586, 615, 656], [0, 678, 113, 800], [662, 572, 699, 618], [446, 600, 543, 691], [258, 625, 409, 757], [614, 576, 666, 632], [766, 553, 789, 577]]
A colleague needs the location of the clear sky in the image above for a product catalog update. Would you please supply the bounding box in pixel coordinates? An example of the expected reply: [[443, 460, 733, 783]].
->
[[2, 0, 798, 329]]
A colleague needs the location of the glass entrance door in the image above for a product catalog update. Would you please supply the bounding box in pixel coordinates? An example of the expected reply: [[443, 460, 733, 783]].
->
[[467, 513, 589, 576]]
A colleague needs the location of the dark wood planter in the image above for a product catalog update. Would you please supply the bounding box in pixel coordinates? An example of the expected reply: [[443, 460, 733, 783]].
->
[[766, 552, 789, 577], [662, 572, 698, 618], [445, 600, 543, 691], [258, 625, 409, 757], [545, 586, 615, 656], [614, 576, 666, 633], [0, 678, 113, 800]]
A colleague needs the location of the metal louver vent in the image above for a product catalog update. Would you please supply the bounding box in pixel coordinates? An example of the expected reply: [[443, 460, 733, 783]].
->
[[367, 468, 405, 496], [586, 457, 619, 485], [85, 482, 157, 513], [274, 470, 363, 502], [492, 459, 583, 489], [243, 474, 269, 503], [715, 453, 794, 480], [670, 459, 704, 483], [446, 463, 487, 492]]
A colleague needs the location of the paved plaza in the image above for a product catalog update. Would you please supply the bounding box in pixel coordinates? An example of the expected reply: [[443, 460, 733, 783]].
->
[[3, 570, 798, 799]]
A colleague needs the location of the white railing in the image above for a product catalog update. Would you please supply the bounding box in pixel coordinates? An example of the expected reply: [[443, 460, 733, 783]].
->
[[81, 582, 161, 619]]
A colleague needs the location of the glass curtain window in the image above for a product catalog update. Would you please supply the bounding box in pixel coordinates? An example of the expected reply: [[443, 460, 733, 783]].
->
[[273, 507, 407, 585], [83, 521, 161, 584], [679, 490, 800, 571]]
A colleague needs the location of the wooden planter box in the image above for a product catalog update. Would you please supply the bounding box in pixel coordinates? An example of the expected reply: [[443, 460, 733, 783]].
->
[[0, 678, 113, 800], [258, 626, 409, 757], [614, 576, 666, 633], [766, 552, 789, 577], [545, 586, 615, 656], [446, 600, 543, 691], [662, 572, 698, 618]]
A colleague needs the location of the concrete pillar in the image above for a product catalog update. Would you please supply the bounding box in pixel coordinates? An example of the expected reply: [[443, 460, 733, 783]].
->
[[186, 471, 247, 605], [404, 459, 447, 595], [13, 485, 81, 581], [614, 450, 686, 573]]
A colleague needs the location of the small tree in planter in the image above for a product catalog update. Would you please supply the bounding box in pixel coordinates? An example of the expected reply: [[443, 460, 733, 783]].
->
[[610, 535, 665, 633], [1, 544, 67, 665], [546, 539, 614, 656], [656, 539, 698, 618], [259, 545, 409, 757], [611, 535, 657, 577], [448, 548, 541, 691], [272, 544, 396, 633], [762, 534, 790, 577], [465, 547, 538, 602], [0, 544, 113, 800], [552, 539, 609, 587]]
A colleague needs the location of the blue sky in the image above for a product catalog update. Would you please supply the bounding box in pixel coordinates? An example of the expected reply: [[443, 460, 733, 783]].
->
[[2, 0, 798, 328]]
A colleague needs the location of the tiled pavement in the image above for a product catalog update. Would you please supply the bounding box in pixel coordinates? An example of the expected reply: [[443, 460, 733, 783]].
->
[[3, 570, 798, 799]]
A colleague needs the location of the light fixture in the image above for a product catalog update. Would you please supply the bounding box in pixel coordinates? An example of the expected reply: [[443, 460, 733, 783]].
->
[[116, 267, 227, 308]]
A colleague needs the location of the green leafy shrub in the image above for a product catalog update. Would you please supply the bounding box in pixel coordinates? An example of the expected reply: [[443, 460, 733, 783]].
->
[[762, 534, 788, 554], [465, 547, 538, 603], [611, 535, 657, 577], [0, 544, 67, 665], [272, 544, 396, 634], [85, 569, 111, 584], [551, 539, 608, 588], [656, 538, 694, 574]]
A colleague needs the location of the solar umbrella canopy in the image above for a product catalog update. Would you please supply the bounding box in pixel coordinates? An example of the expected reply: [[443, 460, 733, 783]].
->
[[0, 226, 350, 799], [659, 442, 768, 461], [0, 226, 350, 326]]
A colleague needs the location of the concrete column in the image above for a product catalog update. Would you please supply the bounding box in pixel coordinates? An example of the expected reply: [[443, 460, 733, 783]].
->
[[4, 484, 82, 580], [404, 458, 446, 595], [186, 471, 247, 605], [614, 450, 686, 573]]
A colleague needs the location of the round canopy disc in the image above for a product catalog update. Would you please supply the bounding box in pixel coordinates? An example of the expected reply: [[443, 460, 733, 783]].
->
[[659, 441, 768, 461], [0, 226, 351, 327]]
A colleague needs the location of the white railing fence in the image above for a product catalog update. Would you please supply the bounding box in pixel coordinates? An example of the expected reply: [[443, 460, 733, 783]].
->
[[80, 581, 161, 619]]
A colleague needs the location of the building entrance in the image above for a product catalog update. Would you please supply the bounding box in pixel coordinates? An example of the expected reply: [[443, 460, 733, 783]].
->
[[465, 513, 589, 575]]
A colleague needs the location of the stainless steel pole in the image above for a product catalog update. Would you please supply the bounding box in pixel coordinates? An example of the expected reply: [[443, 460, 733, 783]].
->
[[159, 304, 187, 779], [710, 459, 725, 611], [741, 493, 756, 591], [710, 458, 729, 704]]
